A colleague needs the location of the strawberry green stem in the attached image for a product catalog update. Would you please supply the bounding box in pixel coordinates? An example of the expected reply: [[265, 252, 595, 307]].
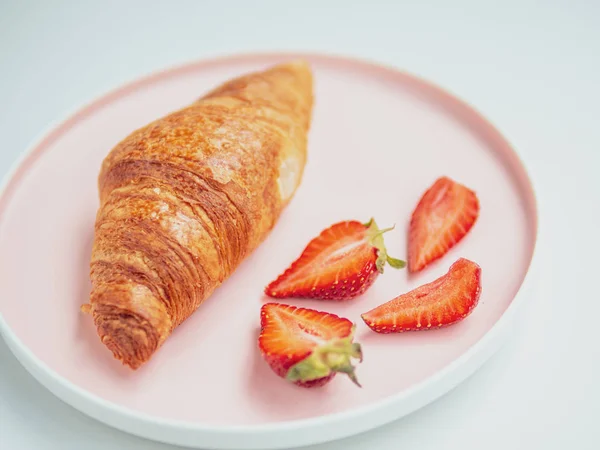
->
[[364, 218, 407, 273], [286, 328, 363, 387]]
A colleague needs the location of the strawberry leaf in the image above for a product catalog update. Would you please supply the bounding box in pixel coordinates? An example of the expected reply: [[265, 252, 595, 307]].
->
[[286, 330, 362, 387], [365, 219, 406, 273], [387, 256, 406, 269]]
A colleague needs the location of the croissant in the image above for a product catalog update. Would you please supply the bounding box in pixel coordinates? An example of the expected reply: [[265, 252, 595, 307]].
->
[[83, 61, 313, 369]]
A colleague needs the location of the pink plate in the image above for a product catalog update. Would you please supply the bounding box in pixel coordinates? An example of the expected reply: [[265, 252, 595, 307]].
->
[[0, 53, 537, 449]]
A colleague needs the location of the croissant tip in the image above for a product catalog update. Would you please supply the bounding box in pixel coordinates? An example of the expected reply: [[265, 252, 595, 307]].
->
[[277, 59, 312, 73], [289, 58, 311, 66]]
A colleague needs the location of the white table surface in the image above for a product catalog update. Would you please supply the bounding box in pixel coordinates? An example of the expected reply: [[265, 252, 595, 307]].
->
[[1, 1, 599, 449]]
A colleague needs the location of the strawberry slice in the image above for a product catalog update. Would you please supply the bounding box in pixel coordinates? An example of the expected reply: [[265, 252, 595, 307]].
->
[[259, 303, 363, 387], [265, 219, 405, 300], [408, 177, 479, 272], [361, 258, 481, 332]]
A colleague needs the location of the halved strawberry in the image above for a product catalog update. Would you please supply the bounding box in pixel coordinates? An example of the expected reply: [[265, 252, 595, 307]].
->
[[408, 177, 479, 272], [265, 219, 405, 300], [361, 258, 481, 332], [259, 303, 363, 387]]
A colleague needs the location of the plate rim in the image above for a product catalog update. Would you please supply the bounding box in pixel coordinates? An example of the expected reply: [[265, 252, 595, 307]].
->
[[0, 51, 539, 449]]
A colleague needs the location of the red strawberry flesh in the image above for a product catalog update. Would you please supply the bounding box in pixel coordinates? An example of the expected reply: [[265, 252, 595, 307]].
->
[[409, 177, 479, 272], [361, 258, 481, 332], [266, 219, 405, 300], [259, 303, 362, 387]]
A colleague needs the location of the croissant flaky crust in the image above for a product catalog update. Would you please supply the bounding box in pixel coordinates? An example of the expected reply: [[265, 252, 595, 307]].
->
[[83, 61, 313, 369]]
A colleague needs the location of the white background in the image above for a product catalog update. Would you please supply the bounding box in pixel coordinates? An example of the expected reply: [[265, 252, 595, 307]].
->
[[1, 1, 599, 449]]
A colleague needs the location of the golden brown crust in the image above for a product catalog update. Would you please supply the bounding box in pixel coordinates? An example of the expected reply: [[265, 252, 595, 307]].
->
[[85, 61, 313, 369]]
